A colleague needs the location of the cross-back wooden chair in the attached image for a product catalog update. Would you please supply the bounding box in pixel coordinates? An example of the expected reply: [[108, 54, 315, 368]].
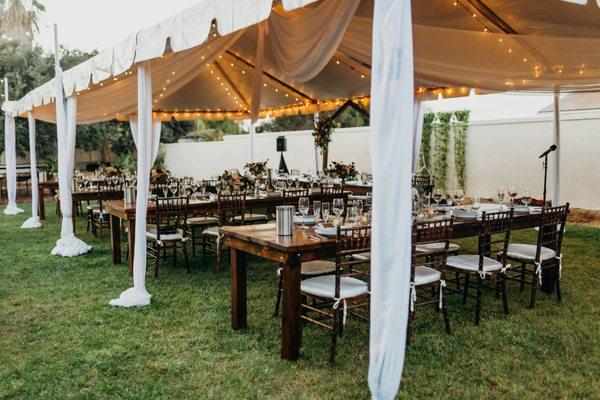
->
[[505, 203, 569, 308], [320, 184, 344, 199], [91, 179, 121, 238], [446, 209, 514, 325], [201, 193, 246, 272], [300, 225, 371, 365], [282, 187, 309, 205], [409, 218, 454, 342], [146, 196, 190, 277]]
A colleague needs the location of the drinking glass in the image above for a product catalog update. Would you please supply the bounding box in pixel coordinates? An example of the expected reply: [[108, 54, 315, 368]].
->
[[498, 188, 506, 204], [333, 198, 345, 220], [508, 185, 518, 205], [471, 196, 481, 211], [322, 202, 331, 221], [313, 200, 322, 221], [169, 182, 178, 196], [454, 189, 464, 206], [347, 206, 358, 226], [162, 185, 169, 198], [521, 191, 531, 207], [298, 197, 310, 229], [294, 178, 301, 189], [286, 174, 294, 188], [353, 199, 364, 216], [446, 190, 455, 207], [433, 188, 443, 209]]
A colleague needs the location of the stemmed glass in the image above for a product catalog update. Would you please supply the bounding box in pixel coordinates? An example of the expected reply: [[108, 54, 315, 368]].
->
[[298, 197, 310, 229], [322, 202, 331, 222], [454, 189, 464, 207], [332, 198, 345, 225], [162, 184, 169, 198], [508, 185, 518, 205], [433, 188, 443, 210], [169, 181, 178, 197], [521, 191, 531, 207], [446, 190, 455, 208], [498, 188, 506, 205], [471, 196, 481, 211], [313, 200, 322, 222], [294, 178, 301, 189]]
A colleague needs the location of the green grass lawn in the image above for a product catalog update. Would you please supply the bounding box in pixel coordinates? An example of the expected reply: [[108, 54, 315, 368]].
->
[[1, 204, 599, 399]]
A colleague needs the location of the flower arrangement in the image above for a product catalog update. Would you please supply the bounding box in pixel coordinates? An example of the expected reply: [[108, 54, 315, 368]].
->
[[327, 161, 358, 182], [219, 169, 255, 192], [103, 166, 120, 176], [312, 116, 335, 152], [244, 160, 268, 177]]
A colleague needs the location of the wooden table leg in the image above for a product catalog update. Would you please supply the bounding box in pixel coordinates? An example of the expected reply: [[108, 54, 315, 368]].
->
[[110, 214, 122, 265], [128, 219, 135, 276], [231, 248, 248, 330], [71, 201, 77, 234], [39, 187, 46, 220], [281, 255, 302, 361]]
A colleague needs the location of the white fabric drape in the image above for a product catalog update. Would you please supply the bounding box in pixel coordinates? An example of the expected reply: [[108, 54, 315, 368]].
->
[[3, 110, 23, 215], [412, 98, 424, 172], [129, 119, 162, 170], [21, 112, 42, 228], [553, 91, 561, 206], [51, 80, 91, 256], [250, 22, 266, 124], [110, 63, 161, 308], [368, 0, 414, 399]]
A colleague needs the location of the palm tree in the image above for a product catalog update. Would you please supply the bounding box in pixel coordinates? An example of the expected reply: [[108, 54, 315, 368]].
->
[[0, 0, 45, 47]]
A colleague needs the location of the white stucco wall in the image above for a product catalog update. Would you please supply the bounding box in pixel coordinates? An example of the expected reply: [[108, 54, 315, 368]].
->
[[161, 112, 600, 210]]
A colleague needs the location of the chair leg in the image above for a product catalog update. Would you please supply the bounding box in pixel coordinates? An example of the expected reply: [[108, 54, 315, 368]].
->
[[191, 228, 196, 257], [273, 271, 283, 318], [495, 273, 501, 299], [406, 309, 414, 345], [329, 308, 340, 365], [216, 240, 221, 273], [183, 242, 190, 273], [154, 247, 160, 278], [462, 273, 470, 305], [173, 245, 177, 267], [555, 274, 562, 303], [520, 263, 526, 292], [530, 270, 538, 309], [475, 276, 483, 326], [501, 273, 509, 315], [442, 302, 451, 334]]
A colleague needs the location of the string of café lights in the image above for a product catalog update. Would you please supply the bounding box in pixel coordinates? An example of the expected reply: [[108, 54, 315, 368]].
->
[[452, 0, 586, 84]]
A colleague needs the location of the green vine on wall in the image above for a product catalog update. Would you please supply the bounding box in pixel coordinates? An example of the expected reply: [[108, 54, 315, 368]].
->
[[453, 110, 470, 190], [432, 112, 452, 189], [419, 112, 435, 171]]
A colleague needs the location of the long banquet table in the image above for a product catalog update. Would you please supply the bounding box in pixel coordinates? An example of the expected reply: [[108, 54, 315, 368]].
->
[[220, 211, 558, 361], [105, 190, 349, 274]]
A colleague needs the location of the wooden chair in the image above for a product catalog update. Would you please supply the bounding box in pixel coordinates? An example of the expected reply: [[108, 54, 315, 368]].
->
[[320, 184, 344, 199], [412, 174, 432, 196], [146, 196, 190, 277], [91, 180, 117, 238], [300, 226, 371, 365], [504, 204, 569, 308], [446, 209, 514, 325], [201, 193, 245, 272], [408, 219, 454, 342], [282, 188, 309, 205]]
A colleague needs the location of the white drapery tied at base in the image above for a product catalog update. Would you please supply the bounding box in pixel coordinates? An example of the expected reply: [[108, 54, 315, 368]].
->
[[110, 62, 161, 308], [21, 112, 42, 228], [368, 1, 414, 399], [535, 261, 543, 285], [51, 228, 92, 257], [409, 283, 417, 312], [333, 297, 348, 325], [438, 280, 446, 309], [3, 108, 24, 216]]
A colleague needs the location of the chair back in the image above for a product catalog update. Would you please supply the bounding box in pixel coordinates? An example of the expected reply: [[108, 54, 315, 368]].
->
[[282, 188, 309, 205], [321, 184, 344, 196], [217, 193, 246, 225], [536, 203, 569, 259], [334, 226, 372, 299], [412, 218, 454, 283], [479, 209, 514, 269], [153, 196, 189, 241]]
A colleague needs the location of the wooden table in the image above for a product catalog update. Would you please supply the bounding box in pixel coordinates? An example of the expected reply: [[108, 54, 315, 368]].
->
[[344, 182, 372, 196], [105, 191, 349, 274], [220, 211, 554, 361]]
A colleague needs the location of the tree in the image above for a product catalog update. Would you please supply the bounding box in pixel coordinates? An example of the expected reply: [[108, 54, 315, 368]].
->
[[0, 0, 45, 47], [255, 107, 369, 133]]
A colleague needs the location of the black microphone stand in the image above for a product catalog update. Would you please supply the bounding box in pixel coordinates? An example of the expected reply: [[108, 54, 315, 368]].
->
[[542, 153, 549, 205]]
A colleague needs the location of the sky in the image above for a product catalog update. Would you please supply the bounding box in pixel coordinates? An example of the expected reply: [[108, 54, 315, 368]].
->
[[32, 0, 555, 120]]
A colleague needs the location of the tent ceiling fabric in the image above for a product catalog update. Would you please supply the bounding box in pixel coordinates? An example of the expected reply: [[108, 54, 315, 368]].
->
[[9, 0, 600, 123]]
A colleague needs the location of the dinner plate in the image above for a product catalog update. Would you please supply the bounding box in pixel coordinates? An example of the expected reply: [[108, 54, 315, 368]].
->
[[513, 205, 530, 213], [314, 226, 338, 237], [294, 215, 317, 225], [453, 209, 481, 219]]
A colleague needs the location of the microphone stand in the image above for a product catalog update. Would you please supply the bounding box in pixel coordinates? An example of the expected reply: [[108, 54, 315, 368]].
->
[[542, 153, 549, 205]]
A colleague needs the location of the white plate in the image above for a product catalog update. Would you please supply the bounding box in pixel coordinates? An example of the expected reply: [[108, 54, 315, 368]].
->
[[294, 215, 317, 225], [529, 206, 542, 214], [314, 226, 338, 237], [453, 209, 481, 219], [513, 205, 530, 213]]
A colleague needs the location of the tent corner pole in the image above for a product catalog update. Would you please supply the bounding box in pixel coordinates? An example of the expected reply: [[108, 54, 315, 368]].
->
[[313, 111, 320, 174], [552, 90, 561, 207]]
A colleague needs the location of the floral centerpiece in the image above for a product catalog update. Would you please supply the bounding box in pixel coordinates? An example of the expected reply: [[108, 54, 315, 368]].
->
[[327, 161, 358, 183], [103, 166, 120, 176], [219, 169, 255, 193], [244, 160, 268, 177], [312, 116, 335, 170]]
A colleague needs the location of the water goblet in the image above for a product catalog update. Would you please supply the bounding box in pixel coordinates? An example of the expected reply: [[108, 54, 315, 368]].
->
[[508, 185, 518, 205], [298, 197, 310, 229], [322, 202, 331, 222], [433, 188, 443, 210], [313, 200, 322, 221], [498, 188, 506, 205], [521, 191, 531, 207]]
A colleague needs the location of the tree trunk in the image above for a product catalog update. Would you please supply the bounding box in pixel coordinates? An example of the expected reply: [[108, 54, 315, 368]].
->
[[322, 150, 328, 172]]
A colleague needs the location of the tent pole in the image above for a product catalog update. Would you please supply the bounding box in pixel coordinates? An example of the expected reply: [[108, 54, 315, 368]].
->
[[313, 111, 320, 174], [250, 122, 256, 163], [552, 90, 561, 206]]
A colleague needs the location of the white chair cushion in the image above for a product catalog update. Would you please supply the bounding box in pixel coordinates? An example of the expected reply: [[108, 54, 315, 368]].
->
[[232, 213, 269, 222], [187, 216, 219, 226], [506, 243, 556, 261], [146, 227, 184, 242], [202, 226, 221, 236], [447, 254, 504, 273], [414, 265, 441, 286], [416, 242, 460, 253], [352, 252, 371, 261], [301, 275, 369, 299]]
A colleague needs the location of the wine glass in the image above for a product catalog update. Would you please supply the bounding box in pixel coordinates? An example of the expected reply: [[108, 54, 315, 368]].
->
[[286, 174, 294, 189], [332, 198, 345, 222], [162, 184, 169, 198], [433, 188, 443, 210], [294, 178, 301, 189], [347, 206, 358, 226], [508, 185, 518, 205], [322, 202, 331, 222], [446, 190, 455, 208], [353, 199, 364, 216], [522, 191, 531, 207], [497, 188, 506, 205], [169, 182, 178, 197], [298, 197, 310, 229], [454, 189, 464, 206], [313, 200, 321, 221], [471, 196, 481, 211]]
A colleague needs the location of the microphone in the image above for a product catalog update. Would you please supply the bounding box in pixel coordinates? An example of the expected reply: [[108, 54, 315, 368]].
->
[[539, 144, 557, 159]]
